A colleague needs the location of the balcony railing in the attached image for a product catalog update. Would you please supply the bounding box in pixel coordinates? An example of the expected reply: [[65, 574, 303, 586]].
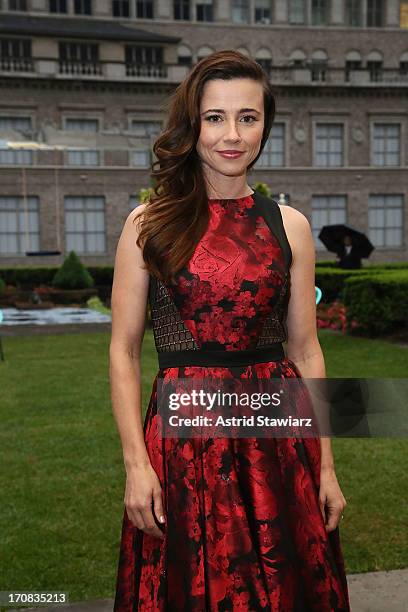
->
[[125, 62, 167, 77], [267, 65, 408, 85], [0, 56, 34, 72], [59, 59, 103, 76], [1, 59, 408, 86]]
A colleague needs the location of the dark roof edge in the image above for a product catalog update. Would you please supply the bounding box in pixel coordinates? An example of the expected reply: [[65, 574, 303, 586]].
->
[[0, 13, 181, 43]]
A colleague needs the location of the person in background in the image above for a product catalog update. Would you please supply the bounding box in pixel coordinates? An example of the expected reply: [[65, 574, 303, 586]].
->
[[335, 234, 362, 269]]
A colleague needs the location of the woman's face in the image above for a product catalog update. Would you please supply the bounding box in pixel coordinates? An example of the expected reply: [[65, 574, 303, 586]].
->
[[196, 78, 264, 182]]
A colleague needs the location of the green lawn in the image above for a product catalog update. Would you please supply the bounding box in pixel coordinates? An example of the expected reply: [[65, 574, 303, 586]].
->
[[0, 328, 407, 606]]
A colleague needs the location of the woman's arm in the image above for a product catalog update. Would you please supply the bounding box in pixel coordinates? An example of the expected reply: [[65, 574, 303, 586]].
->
[[109, 204, 151, 470], [109, 204, 165, 539], [280, 204, 333, 463], [279, 205, 347, 530]]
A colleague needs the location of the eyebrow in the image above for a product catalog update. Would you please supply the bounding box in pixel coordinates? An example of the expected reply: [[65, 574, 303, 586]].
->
[[201, 108, 261, 115]]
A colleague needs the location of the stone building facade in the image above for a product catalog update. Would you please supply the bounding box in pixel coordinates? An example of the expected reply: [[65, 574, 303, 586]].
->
[[0, 0, 407, 266]]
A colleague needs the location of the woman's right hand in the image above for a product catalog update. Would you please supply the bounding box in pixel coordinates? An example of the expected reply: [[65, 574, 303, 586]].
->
[[124, 463, 166, 540]]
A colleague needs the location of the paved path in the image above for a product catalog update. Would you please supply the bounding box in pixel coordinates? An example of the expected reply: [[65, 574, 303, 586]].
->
[[6, 569, 408, 611]]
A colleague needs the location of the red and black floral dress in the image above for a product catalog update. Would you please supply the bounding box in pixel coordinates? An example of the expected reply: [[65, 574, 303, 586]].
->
[[113, 191, 351, 611]]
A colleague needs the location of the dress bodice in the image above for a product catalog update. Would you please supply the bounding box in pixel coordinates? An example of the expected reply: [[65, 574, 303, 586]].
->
[[148, 191, 292, 356]]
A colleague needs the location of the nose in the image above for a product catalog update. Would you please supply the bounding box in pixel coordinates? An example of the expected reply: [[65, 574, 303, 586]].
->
[[223, 119, 241, 142]]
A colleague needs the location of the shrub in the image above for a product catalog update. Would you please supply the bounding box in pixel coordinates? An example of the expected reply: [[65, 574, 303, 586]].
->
[[0, 276, 5, 296], [252, 182, 271, 198], [86, 296, 111, 315], [342, 271, 408, 336], [51, 251, 94, 290], [315, 267, 386, 302]]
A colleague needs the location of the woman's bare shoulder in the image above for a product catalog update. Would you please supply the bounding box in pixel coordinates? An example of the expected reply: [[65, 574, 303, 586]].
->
[[278, 203, 309, 229], [115, 203, 149, 272], [278, 204, 313, 258], [127, 203, 147, 225]]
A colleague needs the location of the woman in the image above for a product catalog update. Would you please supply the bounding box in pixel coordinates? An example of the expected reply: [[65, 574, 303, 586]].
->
[[110, 50, 350, 611]]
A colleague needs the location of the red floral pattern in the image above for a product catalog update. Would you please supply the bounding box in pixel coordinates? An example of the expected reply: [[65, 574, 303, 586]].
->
[[113, 195, 351, 611]]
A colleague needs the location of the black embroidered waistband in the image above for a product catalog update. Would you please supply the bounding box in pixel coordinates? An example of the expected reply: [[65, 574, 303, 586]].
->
[[157, 343, 285, 369]]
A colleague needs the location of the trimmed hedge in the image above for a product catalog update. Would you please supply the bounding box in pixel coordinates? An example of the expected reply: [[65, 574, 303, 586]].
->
[[0, 265, 113, 288], [51, 251, 94, 290], [314, 261, 408, 270], [0, 266, 57, 288], [363, 262, 408, 270], [342, 270, 408, 336], [0, 276, 5, 296], [315, 267, 386, 302], [1, 260, 408, 307]]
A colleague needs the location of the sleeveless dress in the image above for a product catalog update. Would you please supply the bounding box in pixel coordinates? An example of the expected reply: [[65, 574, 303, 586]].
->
[[113, 191, 351, 612]]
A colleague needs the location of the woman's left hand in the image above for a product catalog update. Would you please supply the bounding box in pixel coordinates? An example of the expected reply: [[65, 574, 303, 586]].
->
[[318, 468, 347, 532]]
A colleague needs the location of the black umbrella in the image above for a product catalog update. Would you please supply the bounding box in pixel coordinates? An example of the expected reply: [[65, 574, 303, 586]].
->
[[318, 224, 374, 258]]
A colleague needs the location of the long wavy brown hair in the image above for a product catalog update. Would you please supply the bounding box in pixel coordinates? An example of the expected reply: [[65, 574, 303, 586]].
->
[[135, 49, 277, 285]]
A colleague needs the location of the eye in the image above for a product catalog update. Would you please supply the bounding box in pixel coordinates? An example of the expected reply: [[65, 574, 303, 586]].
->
[[204, 115, 258, 123]]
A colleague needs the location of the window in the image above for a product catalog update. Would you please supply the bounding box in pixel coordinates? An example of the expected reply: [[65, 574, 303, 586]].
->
[[345, 0, 362, 26], [127, 123, 158, 169], [125, 45, 164, 77], [0, 147, 33, 165], [256, 123, 285, 167], [400, 60, 408, 76], [255, 0, 271, 23], [0, 115, 32, 132], [177, 45, 192, 66], [8, 0, 27, 10], [311, 0, 328, 25], [289, 0, 306, 24], [129, 150, 150, 167], [59, 42, 98, 63], [312, 196, 347, 250], [345, 59, 362, 81], [74, 0, 92, 14], [0, 38, 33, 72], [367, 60, 383, 81], [197, 46, 214, 62], [310, 60, 327, 81], [112, 0, 130, 17], [368, 195, 403, 247], [64, 196, 106, 254], [289, 49, 306, 67], [136, 0, 153, 18], [67, 150, 100, 166], [367, 0, 384, 26], [49, 0, 67, 12], [314, 124, 344, 166], [65, 118, 99, 132], [256, 57, 272, 74], [372, 124, 400, 166], [174, 0, 190, 20], [59, 42, 101, 75], [196, 0, 213, 21], [231, 0, 250, 23], [129, 120, 161, 136], [0, 196, 39, 255]]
